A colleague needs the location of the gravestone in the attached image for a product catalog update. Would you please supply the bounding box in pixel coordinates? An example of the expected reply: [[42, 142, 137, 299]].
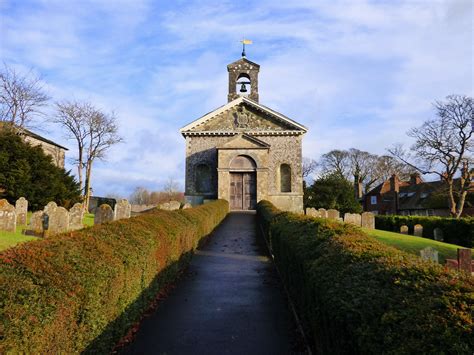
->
[[29, 211, 44, 235], [182, 203, 192, 209], [361, 212, 375, 229], [0, 199, 16, 232], [400, 225, 408, 234], [344, 213, 360, 226], [160, 201, 181, 211], [95, 204, 114, 224], [420, 247, 439, 263], [458, 249, 472, 273], [413, 224, 423, 237], [327, 209, 339, 220], [306, 208, 320, 217], [48, 206, 69, 235], [433, 228, 444, 242], [115, 199, 131, 220], [69, 203, 84, 231], [318, 208, 328, 218], [15, 197, 28, 225], [44, 201, 58, 215]]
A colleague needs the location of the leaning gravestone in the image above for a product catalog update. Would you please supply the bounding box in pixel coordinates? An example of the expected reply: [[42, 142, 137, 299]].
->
[[327, 209, 340, 220], [361, 212, 375, 229], [413, 224, 423, 237], [28, 211, 44, 235], [433, 228, 444, 242], [95, 204, 114, 225], [420, 247, 439, 263], [69, 203, 84, 231], [458, 249, 472, 274], [115, 199, 131, 220], [160, 201, 181, 211], [15, 197, 28, 225], [0, 199, 16, 232], [318, 208, 328, 218], [48, 206, 69, 235], [400, 225, 409, 235]]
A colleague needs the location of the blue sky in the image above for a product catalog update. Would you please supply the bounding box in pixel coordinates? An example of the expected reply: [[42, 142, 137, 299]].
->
[[1, 0, 472, 197]]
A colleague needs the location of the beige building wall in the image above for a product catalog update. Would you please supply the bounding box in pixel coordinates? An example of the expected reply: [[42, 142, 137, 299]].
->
[[23, 136, 66, 168]]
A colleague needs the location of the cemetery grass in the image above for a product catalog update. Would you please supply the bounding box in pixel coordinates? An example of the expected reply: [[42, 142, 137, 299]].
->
[[364, 228, 473, 263], [0, 213, 95, 251]]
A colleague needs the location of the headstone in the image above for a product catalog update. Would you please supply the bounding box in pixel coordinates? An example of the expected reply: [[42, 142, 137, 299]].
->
[[29, 211, 44, 235], [182, 203, 192, 209], [420, 247, 439, 263], [445, 259, 458, 270], [69, 203, 84, 231], [0, 199, 16, 232], [15, 197, 28, 225], [413, 224, 423, 237], [306, 207, 320, 217], [95, 204, 114, 224], [458, 249, 472, 273], [361, 212, 375, 229], [47, 206, 69, 235], [327, 209, 339, 220], [400, 225, 408, 234], [114, 199, 131, 220], [160, 201, 181, 211], [433, 228, 444, 242], [344, 213, 361, 226], [44, 201, 58, 215], [318, 208, 328, 218]]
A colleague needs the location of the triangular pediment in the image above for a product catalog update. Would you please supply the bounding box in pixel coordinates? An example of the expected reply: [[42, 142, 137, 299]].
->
[[180, 97, 307, 136], [218, 133, 270, 149]]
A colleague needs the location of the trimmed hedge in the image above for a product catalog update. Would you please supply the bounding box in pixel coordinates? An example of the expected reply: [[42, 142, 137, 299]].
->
[[375, 215, 474, 248], [0, 200, 228, 353], [258, 200, 473, 354]]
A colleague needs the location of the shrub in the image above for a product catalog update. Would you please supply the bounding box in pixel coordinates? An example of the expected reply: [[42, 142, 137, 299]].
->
[[375, 215, 474, 248], [257, 200, 473, 354], [0, 200, 228, 353]]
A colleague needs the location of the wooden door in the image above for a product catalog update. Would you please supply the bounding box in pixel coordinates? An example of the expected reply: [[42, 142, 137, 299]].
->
[[230, 173, 243, 210], [230, 173, 256, 210]]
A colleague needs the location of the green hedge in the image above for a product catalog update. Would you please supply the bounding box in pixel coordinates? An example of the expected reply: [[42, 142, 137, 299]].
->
[[0, 200, 228, 353], [257, 200, 473, 354], [375, 215, 474, 248]]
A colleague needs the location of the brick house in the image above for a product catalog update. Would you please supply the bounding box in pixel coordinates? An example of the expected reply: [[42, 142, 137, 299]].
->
[[363, 173, 474, 217]]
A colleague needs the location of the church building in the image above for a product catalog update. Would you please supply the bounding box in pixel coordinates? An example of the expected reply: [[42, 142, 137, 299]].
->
[[180, 51, 307, 212]]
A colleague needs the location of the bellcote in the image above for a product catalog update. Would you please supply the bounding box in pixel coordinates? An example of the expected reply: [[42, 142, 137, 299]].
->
[[227, 57, 260, 103]]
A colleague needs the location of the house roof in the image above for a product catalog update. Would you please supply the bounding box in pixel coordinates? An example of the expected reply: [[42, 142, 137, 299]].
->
[[180, 96, 308, 135], [0, 122, 68, 150]]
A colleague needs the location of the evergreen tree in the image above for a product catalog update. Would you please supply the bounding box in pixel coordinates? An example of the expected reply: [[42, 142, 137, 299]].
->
[[0, 128, 80, 210], [305, 172, 362, 214]]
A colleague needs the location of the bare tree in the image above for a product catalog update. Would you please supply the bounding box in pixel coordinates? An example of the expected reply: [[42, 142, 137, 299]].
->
[[0, 64, 49, 128], [52, 101, 91, 194], [319, 150, 350, 178], [389, 95, 473, 218], [163, 177, 180, 201], [302, 157, 318, 179], [54, 100, 123, 209], [129, 187, 151, 205], [83, 108, 123, 209]]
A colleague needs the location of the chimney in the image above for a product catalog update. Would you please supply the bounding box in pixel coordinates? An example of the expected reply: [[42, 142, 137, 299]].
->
[[410, 172, 422, 185], [354, 174, 362, 199], [389, 174, 400, 192]]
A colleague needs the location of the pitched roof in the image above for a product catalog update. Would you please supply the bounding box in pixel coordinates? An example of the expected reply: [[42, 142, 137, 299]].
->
[[0, 122, 68, 150], [180, 96, 308, 135]]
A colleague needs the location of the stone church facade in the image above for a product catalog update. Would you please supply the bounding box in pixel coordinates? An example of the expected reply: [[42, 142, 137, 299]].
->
[[180, 55, 307, 212]]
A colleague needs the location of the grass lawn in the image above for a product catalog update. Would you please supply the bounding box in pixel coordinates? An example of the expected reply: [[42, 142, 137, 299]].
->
[[0, 213, 95, 252], [364, 228, 473, 264]]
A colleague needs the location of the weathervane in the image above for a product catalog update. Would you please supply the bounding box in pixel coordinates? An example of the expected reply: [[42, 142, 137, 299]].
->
[[241, 39, 252, 57]]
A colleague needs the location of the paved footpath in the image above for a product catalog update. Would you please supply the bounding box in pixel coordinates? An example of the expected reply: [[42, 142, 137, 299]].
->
[[123, 211, 300, 355]]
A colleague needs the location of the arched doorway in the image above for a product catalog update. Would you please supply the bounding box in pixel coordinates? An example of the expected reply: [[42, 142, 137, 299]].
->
[[229, 155, 257, 210]]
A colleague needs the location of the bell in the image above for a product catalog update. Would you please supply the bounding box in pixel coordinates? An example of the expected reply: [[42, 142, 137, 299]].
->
[[240, 83, 247, 93]]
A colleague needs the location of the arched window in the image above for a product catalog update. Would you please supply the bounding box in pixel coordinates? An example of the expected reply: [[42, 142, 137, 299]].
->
[[195, 164, 211, 193], [236, 73, 251, 97], [280, 164, 291, 192]]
